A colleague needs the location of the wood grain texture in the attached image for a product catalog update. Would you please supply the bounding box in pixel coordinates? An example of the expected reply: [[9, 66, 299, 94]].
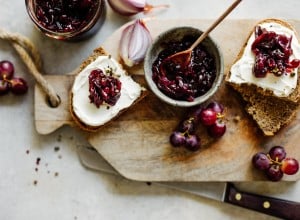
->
[[34, 19, 300, 181], [34, 75, 75, 134]]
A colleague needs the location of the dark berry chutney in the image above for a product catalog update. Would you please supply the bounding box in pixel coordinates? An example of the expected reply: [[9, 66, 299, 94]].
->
[[152, 35, 217, 102], [252, 26, 300, 77], [25, 0, 106, 40], [88, 69, 122, 108]]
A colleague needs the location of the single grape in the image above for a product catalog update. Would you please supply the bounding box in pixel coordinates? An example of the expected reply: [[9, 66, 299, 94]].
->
[[190, 106, 203, 124], [10, 77, 28, 95], [252, 152, 271, 171], [170, 131, 186, 147], [268, 146, 286, 162], [178, 119, 195, 133], [281, 158, 299, 175], [206, 101, 224, 114], [208, 120, 226, 138], [0, 60, 14, 80], [185, 134, 201, 151], [199, 108, 217, 126], [0, 79, 10, 95], [266, 164, 284, 181]]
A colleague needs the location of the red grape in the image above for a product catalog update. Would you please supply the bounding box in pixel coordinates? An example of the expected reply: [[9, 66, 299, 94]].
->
[[252, 145, 299, 181], [199, 108, 217, 126], [269, 146, 286, 162], [0, 60, 14, 80], [281, 158, 299, 175], [0, 79, 10, 95], [208, 120, 226, 138], [252, 152, 271, 171], [170, 131, 186, 147], [178, 119, 195, 133], [206, 101, 224, 114], [185, 134, 201, 151], [190, 106, 203, 124], [266, 164, 284, 181], [170, 101, 226, 152], [10, 77, 28, 95]]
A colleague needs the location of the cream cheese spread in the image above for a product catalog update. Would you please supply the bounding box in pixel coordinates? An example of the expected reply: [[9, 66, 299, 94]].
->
[[228, 22, 300, 97], [72, 55, 143, 127]]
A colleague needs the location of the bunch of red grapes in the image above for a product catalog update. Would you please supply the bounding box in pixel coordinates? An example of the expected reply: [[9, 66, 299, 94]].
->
[[170, 101, 226, 151], [0, 60, 28, 95], [252, 146, 299, 181]]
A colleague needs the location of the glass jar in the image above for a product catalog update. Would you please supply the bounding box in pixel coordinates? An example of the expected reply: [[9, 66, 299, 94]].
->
[[25, 0, 106, 41]]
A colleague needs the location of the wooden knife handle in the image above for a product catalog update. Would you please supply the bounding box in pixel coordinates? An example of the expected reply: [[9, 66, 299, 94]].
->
[[224, 183, 300, 220]]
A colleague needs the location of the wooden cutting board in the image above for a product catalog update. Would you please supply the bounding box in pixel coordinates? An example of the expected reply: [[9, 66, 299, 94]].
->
[[35, 19, 300, 182]]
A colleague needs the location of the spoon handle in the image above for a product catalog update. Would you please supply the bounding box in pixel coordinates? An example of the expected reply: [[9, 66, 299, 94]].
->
[[190, 0, 242, 50]]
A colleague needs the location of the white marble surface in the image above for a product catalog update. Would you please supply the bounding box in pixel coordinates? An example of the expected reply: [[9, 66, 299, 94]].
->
[[1, 0, 300, 219]]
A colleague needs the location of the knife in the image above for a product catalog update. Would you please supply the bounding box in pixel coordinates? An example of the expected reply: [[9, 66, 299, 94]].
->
[[77, 146, 300, 220]]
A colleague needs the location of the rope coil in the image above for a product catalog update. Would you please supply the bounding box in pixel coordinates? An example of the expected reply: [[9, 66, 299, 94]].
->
[[0, 28, 60, 107]]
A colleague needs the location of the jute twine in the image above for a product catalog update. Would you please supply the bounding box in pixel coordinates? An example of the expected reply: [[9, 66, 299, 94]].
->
[[0, 28, 60, 107]]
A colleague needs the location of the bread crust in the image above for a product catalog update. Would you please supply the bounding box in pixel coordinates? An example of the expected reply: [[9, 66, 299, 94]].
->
[[69, 47, 147, 132], [226, 18, 300, 136], [226, 18, 300, 103]]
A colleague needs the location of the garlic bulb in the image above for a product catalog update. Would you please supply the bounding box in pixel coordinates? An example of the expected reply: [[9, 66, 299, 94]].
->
[[107, 0, 168, 16], [119, 19, 152, 67]]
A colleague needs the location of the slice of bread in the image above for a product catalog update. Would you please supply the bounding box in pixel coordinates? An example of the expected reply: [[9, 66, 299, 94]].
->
[[245, 94, 298, 136], [226, 18, 300, 104], [70, 47, 147, 132], [226, 19, 300, 136]]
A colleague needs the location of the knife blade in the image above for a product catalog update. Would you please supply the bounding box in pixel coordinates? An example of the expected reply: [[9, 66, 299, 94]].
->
[[77, 146, 300, 220]]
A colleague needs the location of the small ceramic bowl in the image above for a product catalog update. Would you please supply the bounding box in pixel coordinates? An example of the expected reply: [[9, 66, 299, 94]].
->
[[144, 26, 224, 107]]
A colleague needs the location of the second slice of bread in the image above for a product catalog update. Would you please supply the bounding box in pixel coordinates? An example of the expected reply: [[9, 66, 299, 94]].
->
[[226, 18, 300, 136], [245, 93, 298, 136], [226, 18, 300, 104]]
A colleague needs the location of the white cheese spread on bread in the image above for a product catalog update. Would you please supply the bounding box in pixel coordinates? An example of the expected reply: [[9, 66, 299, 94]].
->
[[228, 22, 300, 97], [72, 55, 143, 127]]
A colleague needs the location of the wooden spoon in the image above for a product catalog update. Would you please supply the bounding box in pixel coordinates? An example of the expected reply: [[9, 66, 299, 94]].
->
[[161, 0, 242, 72]]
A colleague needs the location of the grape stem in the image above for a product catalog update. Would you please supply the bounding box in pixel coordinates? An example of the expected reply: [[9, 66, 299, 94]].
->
[[217, 113, 225, 119], [3, 78, 22, 86], [187, 117, 194, 123], [267, 154, 282, 166]]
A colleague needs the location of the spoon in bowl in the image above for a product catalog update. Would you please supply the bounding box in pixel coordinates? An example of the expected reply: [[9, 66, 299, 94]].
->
[[160, 0, 242, 73]]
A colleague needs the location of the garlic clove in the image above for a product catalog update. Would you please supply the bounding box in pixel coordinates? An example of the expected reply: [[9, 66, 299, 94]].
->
[[119, 19, 152, 67]]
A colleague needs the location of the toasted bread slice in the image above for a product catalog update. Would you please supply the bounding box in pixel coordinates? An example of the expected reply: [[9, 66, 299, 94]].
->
[[226, 18, 300, 104], [245, 94, 298, 136], [226, 19, 300, 136], [235, 80, 299, 136], [70, 47, 147, 132]]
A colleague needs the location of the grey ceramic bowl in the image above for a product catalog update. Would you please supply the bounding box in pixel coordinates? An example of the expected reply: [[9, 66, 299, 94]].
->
[[144, 26, 224, 107]]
